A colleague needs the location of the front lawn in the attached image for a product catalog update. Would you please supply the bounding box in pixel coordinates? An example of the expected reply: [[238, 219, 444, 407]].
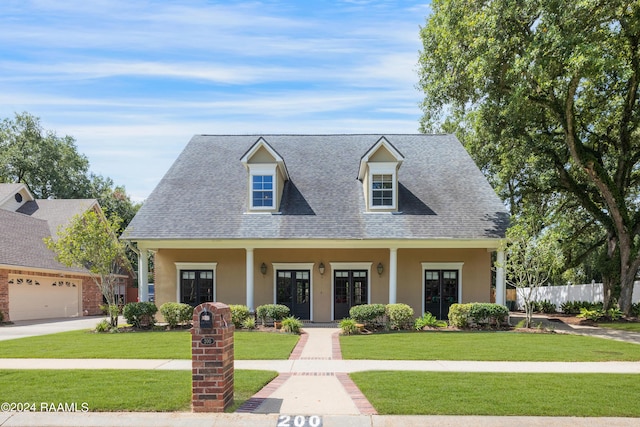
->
[[340, 331, 640, 361], [0, 330, 299, 360], [350, 371, 640, 416], [0, 369, 277, 412]]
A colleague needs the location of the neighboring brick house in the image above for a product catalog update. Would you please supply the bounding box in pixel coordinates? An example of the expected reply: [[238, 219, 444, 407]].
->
[[0, 183, 129, 322], [123, 134, 509, 321]]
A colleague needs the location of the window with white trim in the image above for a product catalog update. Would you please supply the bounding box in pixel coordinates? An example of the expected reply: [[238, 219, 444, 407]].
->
[[368, 163, 397, 210], [372, 174, 393, 207], [252, 174, 274, 208]]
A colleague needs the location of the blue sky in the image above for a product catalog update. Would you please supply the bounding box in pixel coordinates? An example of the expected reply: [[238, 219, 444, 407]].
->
[[0, 1, 431, 201]]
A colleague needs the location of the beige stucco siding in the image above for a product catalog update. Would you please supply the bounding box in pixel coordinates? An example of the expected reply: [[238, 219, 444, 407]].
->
[[154, 246, 492, 322], [397, 248, 491, 317]]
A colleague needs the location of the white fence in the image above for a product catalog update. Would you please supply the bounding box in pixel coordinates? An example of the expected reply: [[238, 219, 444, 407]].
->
[[514, 281, 640, 311]]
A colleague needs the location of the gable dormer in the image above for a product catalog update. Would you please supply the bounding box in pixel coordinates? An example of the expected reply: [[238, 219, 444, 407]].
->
[[240, 137, 289, 213], [357, 137, 404, 212], [0, 183, 34, 212]]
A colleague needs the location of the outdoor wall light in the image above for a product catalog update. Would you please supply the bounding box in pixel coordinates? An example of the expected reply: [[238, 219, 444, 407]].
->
[[260, 262, 267, 275], [318, 262, 325, 275], [377, 262, 384, 276]]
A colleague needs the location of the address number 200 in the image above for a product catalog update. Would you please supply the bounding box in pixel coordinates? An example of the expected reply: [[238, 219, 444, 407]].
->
[[277, 415, 322, 427]]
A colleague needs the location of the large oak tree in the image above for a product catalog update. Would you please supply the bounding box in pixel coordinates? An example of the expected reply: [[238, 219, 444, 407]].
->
[[418, 0, 640, 314]]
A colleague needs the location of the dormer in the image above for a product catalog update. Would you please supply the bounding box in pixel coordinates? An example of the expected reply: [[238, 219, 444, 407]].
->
[[357, 137, 404, 212], [0, 183, 34, 212], [240, 137, 289, 213]]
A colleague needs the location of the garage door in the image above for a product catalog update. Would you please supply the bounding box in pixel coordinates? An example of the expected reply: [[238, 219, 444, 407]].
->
[[8, 275, 81, 321]]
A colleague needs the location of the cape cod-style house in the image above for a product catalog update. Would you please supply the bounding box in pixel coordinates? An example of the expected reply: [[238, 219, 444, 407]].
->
[[123, 134, 509, 321]]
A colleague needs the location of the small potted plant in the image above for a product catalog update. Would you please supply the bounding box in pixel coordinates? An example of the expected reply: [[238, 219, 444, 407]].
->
[[269, 304, 290, 329]]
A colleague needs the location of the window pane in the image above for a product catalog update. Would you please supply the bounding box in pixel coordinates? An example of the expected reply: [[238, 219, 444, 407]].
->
[[252, 175, 274, 207], [372, 174, 393, 206]]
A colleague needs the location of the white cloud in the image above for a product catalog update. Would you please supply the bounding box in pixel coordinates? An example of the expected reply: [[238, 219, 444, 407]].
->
[[0, 0, 430, 200]]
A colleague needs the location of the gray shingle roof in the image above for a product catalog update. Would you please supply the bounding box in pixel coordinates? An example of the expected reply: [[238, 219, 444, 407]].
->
[[0, 209, 86, 273], [18, 199, 98, 240], [0, 183, 98, 272], [123, 134, 509, 241]]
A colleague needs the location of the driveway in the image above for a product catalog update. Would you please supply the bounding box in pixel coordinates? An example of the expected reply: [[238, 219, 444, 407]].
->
[[0, 316, 109, 341]]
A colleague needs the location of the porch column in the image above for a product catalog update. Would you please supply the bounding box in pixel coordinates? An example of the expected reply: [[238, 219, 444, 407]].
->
[[138, 248, 149, 302], [246, 248, 255, 311], [495, 250, 506, 306], [388, 248, 398, 304]]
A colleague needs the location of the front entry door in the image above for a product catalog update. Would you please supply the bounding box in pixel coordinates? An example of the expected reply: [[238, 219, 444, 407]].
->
[[425, 270, 459, 320], [277, 270, 310, 320], [334, 270, 368, 320]]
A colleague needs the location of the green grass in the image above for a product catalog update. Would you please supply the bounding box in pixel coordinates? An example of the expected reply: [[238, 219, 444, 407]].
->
[[340, 331, 640, 361], [0, 330, 299, 360], [350, 371, 640, 416], [597, 321, 640, 332], [0, 369, 278, 412], [0, 369, 277, 412], [235, 331, 299, 360]]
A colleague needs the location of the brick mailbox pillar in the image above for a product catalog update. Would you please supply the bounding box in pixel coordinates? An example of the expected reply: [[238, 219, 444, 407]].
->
[[191, 302, 234, 412]]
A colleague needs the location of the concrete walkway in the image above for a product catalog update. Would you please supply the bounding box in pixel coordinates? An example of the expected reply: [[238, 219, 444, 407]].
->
[[1, 317, 640, 426]]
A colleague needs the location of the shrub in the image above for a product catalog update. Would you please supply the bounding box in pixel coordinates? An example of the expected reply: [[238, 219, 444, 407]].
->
[[386, 303, 414, 330], [123, 302, 158, 328], [229, 305, 251, 329], [561, 301, 581, 315], [256, 304, 291, 325], [339, 318, 359, 335], [95, 319, 111, 333], [561, 301, 603, 315], [281, 316, 303, 334], [578, 307, 605, 321], [242, 316, 256, 330], [0, 310, 3, 323], [468, 303, 509, 327], [256, 305, 269, 325], [349, 304, 386, 328], [414, 312, 447, 330], [448, 303, 471, 328], [539, 299, 557, 314], [160, 302, 193, 328], [449, 303, 508, 329], [607, 307, 623, 321]]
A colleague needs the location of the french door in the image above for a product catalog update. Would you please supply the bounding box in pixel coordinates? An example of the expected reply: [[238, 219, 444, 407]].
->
[[276, 270, 310, 320], [425, 270, 459, 320], [334, 270, 368, 320], [180, 270, 214, 307]]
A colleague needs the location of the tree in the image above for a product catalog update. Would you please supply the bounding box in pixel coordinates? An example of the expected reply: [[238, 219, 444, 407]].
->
[[418, 0, 640, 315], [0, 111, 141, 232], [88, 174, 141, 232], [498, 222, 563, 328], [46, 210, 131, 327], [0, 112, 91, 199]]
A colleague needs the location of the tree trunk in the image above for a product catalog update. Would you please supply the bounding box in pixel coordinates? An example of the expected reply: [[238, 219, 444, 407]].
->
[[602, 232, 617, 310], [619, 267, 637, 316]]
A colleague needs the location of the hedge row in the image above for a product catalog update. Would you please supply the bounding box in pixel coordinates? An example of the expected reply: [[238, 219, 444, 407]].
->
[[348, 303, 415, 330]]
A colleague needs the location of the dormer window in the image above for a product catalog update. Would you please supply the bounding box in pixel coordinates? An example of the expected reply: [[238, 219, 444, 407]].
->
[[240, 137, 289, 213], [372, 174, 393, 207], [358, 137, 404, 212], [251, 172, 274, 209]]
